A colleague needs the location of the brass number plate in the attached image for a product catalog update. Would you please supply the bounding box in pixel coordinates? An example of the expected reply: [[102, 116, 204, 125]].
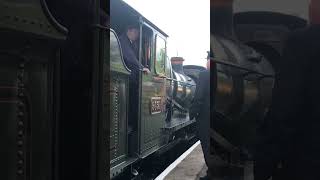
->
[[150, 97, 162, 115]]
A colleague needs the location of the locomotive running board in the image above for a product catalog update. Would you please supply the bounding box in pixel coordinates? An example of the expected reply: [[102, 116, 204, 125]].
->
[[110, 157, 139, 179]]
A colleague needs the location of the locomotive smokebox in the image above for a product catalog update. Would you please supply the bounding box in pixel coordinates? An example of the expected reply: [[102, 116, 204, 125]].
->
[[171, 57, 185, 73], [170, 57, 196, 112]]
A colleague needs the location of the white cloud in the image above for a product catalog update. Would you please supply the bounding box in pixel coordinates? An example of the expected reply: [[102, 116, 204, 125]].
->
[[123, 0, 210, 67]]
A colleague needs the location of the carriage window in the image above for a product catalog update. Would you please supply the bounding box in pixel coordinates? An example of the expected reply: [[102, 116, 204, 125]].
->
[[155, 35, 166, 75]]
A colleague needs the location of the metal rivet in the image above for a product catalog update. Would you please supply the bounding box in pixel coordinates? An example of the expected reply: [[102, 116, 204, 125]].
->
[[17, 169, 23, 175], [17, 151, 23, 156], [19, 64, 25, 68], [18, 93, 24, 97], [18, 121, 23, 126], [18, 160, 23, 165], [18, 112, 24, 117], [18, 130, 23, 136], [18, 101, 24, 107], [18, 73, 23, 79], [17, 141, 23, 146]]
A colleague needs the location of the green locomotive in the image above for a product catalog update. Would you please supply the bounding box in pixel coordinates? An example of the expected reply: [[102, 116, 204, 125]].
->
[[0, 0, 67, 179], [0, 0, 201, 179], [109, 0, 201, 178], [0, 0, 109, 179], [209, 1, 308, 175]]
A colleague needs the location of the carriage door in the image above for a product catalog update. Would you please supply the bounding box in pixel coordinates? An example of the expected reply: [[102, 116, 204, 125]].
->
[[139, 28, 167, 155]]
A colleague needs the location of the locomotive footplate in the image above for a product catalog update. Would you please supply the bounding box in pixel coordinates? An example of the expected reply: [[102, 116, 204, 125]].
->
[[110, 157, 139, 179], [163, 115, 196, 132]]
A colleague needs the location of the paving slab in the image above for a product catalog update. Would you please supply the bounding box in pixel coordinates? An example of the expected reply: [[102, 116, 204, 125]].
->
[[165, 144, 207, 180]]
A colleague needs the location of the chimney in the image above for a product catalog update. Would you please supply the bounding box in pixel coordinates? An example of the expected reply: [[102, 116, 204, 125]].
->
[[171, 57, 185, 74]]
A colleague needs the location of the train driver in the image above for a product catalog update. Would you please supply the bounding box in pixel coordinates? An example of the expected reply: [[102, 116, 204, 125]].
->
[[119, 24, 150, 130]]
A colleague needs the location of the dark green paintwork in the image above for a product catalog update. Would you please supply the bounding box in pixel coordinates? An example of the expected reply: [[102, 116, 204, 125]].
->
[[0, 0, 66, 179], [109, 30, 131, 178], [0, 0, 67, 40], [139, 27, 167, 155]]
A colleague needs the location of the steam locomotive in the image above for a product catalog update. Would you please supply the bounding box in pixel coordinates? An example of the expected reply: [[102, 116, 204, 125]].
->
[[1, 0, 309, 179], [209, 3, 308, 171], [0, 0, 109, 179], [0, 0, 199, 179], [109, 0, 200, 178]]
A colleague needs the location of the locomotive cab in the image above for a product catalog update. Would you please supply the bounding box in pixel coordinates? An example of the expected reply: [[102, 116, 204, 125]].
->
[[110, 0, 172, 178]]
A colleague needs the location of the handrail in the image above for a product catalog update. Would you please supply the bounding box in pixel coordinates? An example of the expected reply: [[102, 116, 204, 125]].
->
[[211, 58, 275, 79]]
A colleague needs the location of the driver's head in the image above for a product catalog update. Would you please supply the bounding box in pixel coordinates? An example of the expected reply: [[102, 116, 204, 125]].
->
[[309, 0, 320, 25], [126, 24, 140, 42]]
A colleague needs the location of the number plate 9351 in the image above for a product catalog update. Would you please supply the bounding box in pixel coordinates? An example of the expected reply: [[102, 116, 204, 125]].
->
[[150, 97, 162, 115]]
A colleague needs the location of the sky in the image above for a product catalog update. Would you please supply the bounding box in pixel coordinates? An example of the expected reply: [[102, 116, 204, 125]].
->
[[123, 0, 210, 67], [121, 0, 310, 67]]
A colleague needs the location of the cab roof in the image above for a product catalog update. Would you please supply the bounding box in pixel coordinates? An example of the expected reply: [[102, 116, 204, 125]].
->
[[111, 0, 168, 37]]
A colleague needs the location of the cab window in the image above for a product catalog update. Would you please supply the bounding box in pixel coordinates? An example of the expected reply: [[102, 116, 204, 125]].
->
[[142, 26, 153, 69], [155, 35, 166, 75], [165, 56, 172, 78], [110, 31, 122, 63]]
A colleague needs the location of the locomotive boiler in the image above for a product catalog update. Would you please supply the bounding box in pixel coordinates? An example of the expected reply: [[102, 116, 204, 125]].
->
[[209, 1, 276, 167], [208, 0, 307, 169], [211, 34, 275, 151], [170, 57, 196, 113], [210, 1, 304, 172]]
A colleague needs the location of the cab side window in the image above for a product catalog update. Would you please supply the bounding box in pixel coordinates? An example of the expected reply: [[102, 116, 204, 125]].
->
[[165, 56, 172, 78], [155, 35, 166, 75], [142, 26, 153, 69], [110, 31, 122, 63]]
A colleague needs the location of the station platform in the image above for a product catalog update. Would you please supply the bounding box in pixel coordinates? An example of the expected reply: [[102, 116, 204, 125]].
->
[[155, 141, 258, 180], [155, 141, 207, 180]]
